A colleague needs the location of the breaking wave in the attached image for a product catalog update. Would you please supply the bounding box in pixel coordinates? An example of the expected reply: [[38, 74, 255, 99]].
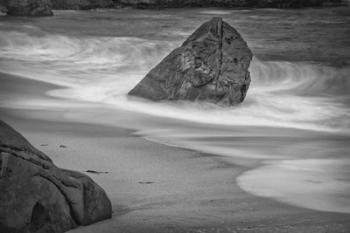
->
[[0, 29, 349, 133]]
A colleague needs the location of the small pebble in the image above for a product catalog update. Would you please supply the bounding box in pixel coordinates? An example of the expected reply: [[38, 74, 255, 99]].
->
[[138, 181, 154, 184]]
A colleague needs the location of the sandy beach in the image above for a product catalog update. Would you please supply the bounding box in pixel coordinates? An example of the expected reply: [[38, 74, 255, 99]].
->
[[1, 73, 350, 233], [1, 7, 350, 232]]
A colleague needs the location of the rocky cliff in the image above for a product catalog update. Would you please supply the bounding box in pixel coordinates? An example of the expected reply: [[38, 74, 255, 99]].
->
[[129, 17, 252, 106], [0, 120, 112, 233]]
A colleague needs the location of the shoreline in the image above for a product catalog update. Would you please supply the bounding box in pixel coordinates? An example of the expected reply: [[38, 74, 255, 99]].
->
[[1, 72, 350, 232], [6, 110, 350, 233]]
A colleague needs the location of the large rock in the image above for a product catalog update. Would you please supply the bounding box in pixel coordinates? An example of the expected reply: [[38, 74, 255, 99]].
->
[[0, 120, 112, 233], [3, 0, 53, 16], [129, 17, 252, 106]]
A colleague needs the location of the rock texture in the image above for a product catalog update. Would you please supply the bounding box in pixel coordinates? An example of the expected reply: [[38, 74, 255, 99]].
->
[[1, 0, 342, 13], [0, 120, 112, 233], [118, 0, 345, 8], [3, 0, 53, 16], [0, 0, 7, 13], [129, 17, 252, 106], [51, 0, 114, 10]]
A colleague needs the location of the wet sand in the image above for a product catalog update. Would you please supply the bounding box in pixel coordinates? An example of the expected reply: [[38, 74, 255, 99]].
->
[[1, 73, 350, 232]]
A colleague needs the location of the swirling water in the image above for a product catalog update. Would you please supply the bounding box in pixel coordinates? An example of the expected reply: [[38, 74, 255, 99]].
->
[[0, 8, 350, 213]]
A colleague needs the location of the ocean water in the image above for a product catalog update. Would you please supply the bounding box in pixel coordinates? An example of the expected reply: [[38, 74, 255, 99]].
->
[[0, 8, 350, 214]]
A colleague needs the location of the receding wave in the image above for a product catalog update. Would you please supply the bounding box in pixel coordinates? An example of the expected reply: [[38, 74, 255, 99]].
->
[[0, 29, 349, 133], [237, 159, 350, 214]]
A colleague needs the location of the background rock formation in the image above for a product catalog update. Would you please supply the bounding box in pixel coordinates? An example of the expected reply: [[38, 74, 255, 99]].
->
[[51, 0, 114, 10], [2, 0, 53, 16], [129, 17, 252, 106], [118, 0, 346, 8], [0, 0, 346, 16], [0, 0, 7, 13], [0, 120, 112, 233]]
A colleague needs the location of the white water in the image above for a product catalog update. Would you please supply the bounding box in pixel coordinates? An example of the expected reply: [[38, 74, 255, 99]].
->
[[237, 159, 350, 214], [0, 29, 349, 134]]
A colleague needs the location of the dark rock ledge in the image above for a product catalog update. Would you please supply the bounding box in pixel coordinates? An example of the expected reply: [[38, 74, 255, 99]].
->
[[118, 0, 347, 9], [0, 120, 112, 233], [0, 0, 53, 16], [0, 0, 347, 17]]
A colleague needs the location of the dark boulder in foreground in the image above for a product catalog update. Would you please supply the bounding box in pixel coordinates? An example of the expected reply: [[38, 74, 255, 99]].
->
[[0, 120, 112, 233], [2, 0, 53, 16], [129, 17, 253, 106]]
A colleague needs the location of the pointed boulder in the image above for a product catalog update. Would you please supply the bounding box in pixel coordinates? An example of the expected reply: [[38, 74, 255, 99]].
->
[[128, 17, 253, 106]]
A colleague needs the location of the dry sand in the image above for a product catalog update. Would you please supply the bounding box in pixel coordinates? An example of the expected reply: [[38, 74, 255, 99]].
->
[[1, 73, 350, 233]]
